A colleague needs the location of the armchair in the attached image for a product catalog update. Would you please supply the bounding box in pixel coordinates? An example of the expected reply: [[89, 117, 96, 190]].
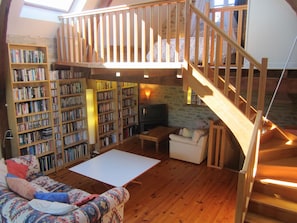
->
[[169, 128, 208, 164]]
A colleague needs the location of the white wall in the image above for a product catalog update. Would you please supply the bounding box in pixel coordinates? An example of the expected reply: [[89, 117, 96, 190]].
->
[[245, 0, 297, 69]]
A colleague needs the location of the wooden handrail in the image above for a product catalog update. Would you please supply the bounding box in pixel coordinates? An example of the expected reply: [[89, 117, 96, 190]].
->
[[235, 110, 263, 223]]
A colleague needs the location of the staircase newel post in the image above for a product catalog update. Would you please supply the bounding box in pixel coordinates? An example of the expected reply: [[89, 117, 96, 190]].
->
[[257, 58, 268, 111]]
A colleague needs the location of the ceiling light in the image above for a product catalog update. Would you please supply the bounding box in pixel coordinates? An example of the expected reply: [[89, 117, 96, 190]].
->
[[116, 72, 121, 77]]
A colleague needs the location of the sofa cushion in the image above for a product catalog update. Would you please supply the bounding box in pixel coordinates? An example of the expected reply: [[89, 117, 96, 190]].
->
[[6, 160, 28, 179], [34, 192, 70, 203], [6, 174, 36, 200], [192, 129, 207, 143], [0, 158, 8, 187], [181, 128, 193, 138], [169, 134, 196, 145], [28, 199, 78, 215], [9, 155, 40, 179]]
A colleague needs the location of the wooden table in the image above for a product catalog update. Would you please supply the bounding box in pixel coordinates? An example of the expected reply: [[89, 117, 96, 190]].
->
[[139, 126, 179, 152]]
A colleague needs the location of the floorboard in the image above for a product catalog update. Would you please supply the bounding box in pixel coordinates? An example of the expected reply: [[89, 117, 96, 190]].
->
[[49, 137, 238, 223]]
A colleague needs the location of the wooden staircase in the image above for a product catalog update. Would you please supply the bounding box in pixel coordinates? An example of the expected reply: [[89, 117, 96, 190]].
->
[[244, 124, 297, 222]]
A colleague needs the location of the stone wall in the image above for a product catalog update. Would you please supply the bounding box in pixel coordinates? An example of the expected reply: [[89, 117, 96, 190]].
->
[[139, 83, 218, 129]]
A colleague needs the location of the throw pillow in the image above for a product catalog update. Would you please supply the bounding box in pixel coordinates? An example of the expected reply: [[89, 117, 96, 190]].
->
[[0, 158, 8, 187], [6, 174, 36, 200], [182, 128, 193, 138], [9, 155, 40, 179], [29, 199, 78, 215], [192, 129, 205, 143], [6, 160, 28, 179], [74, 194, 99, 206], [34, 192, 70, 203]]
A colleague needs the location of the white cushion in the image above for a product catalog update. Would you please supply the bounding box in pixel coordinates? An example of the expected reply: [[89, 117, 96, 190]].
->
[[169, 134, 196, 145], [0, 158, 7, 187], [192, 129, 206, 143], [29, 199, 78, 215], [182, 128, 193, 138]]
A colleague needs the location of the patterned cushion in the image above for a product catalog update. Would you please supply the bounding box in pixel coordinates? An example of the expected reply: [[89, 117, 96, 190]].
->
[[6, 175, 36, 200], [28, 199, 78, 215], [0, 158, 8, 187], [9, 155, 41, 179], [6, 160, 28, 179], [34, 192, 70, 203]]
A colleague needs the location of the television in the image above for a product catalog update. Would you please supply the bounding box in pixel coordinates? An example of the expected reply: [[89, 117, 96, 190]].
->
[[139, 104, 168, 132]]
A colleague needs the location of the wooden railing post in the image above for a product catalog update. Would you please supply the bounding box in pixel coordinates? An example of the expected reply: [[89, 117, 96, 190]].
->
[[257, 58, 268, 111]]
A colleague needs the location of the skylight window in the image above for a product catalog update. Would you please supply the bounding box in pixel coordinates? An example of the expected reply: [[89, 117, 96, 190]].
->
[[20, 0, 86, 23], [24, 0, 74, 12]]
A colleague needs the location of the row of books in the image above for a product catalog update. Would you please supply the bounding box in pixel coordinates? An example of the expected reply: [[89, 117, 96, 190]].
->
[[59, 82, 83, 95], [60, 95, 84, 109], [96, 81, 113, 90], [98, 112, 114, 123], [97, 91, 114, 101], [62, 120, 86, 134], [122, 107, 137, 117], [39, 154, 56, 173], [123, 116, 138, 126], [50, 70, 84, 80], [13, 86, 46, 101], [98, 102, 115, 113], [13, 68, 46, 82], [122, 98, 137, 107], [99, 134, 117, 147], [63, 130, 88, 146], [17, 112, 49, 125], [17, 118, 51, 132], [98, 123, 115, 134], [10, 49, 45, 64], [122, 87, 135, 96], [20, 140, 54, 156], [18, 128, 52, 145], [61, 108, 86, 122], [15, 99, 49, 116], [64, 143, 88, 163]]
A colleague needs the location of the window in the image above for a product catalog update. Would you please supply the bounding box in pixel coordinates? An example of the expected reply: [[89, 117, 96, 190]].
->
[[24, 0, 74, 12], [20, 0, 86, 23], [212, 0, 235, 7]]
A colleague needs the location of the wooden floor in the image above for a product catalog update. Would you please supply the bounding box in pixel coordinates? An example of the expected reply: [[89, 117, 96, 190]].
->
[[49, 137, 238, 223]]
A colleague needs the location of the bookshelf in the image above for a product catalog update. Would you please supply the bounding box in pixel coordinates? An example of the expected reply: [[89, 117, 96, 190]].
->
[[94, 80, 119, 152], [87, 80, 139, 152], [6, 44, 55, 174], [118, 82, 139, 141], [50, 69, 89, 168]]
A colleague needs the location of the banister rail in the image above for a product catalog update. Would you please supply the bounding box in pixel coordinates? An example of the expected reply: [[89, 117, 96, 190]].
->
[[235, 110, 263, 223], [188, 3, 267, 114]]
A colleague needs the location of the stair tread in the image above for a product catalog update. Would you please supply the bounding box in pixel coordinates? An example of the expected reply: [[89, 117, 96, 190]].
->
[[260, 138, 297, 150], [261, 156, 297, 167], [245, 212, 284, 223], [251, 192, 297, 213]]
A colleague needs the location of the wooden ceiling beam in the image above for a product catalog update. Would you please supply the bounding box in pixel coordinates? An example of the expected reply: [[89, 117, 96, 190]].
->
[[286, 0, 297, 14]]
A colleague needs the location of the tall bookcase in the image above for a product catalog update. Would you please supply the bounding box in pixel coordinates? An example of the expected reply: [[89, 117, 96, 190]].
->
[[6, 44, 55, 174], [94, 80, 118, 152], [50, 69, 89, 168], [118, 82, 139, 141], [88, 80, 139, 152]]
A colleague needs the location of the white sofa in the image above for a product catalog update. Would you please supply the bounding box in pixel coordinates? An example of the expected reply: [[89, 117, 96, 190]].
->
[[169, 128, 208, 164]]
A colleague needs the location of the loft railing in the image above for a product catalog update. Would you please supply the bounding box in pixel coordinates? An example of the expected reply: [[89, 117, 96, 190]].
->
[[56, 1, 249, 68]]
